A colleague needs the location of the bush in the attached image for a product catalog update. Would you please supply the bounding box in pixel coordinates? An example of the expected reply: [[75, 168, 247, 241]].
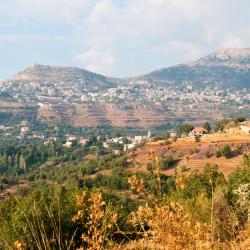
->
[[203, 122, 211, 133], [159, 156, 175, 170], [216, 150, 222, 158], [215, 119, 231, 132], [221, 145, 232, 158], [216, 145, 232, 158], [205, 151, 211, 158], [147, 163, 154, 172], [190, 147, 200, 154], [234, 116, 246, 123]]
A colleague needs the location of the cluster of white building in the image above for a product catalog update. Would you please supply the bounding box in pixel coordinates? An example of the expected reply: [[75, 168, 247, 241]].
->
[[103, 131, 152, 151]]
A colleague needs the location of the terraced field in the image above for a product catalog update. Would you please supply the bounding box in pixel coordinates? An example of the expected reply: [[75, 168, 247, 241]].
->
[[129, 132, 250, 177]]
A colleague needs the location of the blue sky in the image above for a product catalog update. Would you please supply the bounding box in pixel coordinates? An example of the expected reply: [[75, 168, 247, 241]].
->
[[0, 0, 250, 79]]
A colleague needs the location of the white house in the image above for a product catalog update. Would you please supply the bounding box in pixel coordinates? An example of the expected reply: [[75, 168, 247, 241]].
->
[[124, 143, 136, 151], [240, 121, 250, 133], [20, 126, 29, 133]]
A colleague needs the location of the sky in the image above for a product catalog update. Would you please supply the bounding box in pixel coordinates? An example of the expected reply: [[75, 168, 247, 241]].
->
[[0, 0, 250, 79]]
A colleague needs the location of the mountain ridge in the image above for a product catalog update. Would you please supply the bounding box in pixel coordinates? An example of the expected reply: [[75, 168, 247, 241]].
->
[[3, 48, 250, 89], [139, 48, 250, 89], [0, 48, 250, 129]]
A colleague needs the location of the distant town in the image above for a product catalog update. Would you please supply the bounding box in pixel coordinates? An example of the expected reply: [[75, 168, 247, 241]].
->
[[1, 78, 250, 110]]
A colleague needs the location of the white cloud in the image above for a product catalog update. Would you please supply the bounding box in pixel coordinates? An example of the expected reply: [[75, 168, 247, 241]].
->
[[75, 49, 117, 75], [15, 0, 92, 25], [1, 0, 250, 77], [151, 41, 207, 62], [0, 34, 67, 44], [79, 0, 250, 74]]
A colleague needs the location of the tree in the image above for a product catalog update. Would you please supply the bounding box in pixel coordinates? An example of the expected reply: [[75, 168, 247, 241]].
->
[[235, 116, 246, 123], [203, 122, 211, 133], [19, 154, 27, 170], [215, 119, 230, 132], [177, 124, 193, 135]]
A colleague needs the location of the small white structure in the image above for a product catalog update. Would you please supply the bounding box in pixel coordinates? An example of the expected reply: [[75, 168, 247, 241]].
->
[[240, 121, 250, 133], [103, 142, 109, 148], [170, 132, 177, 138], [113, 150, 121, 155], [20, 120, 29, 126], [63, 141, 72, 148], [67, 136, 77, 141], [147, 130, 152, 138], [20, 126, 29, 133], [124, 144, 136, 151], [79, 138, 89, 145], [134, 136, 143, 144]]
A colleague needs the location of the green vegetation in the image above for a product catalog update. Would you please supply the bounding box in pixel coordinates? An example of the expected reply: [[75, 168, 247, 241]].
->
[[235, 116, 246, 123], [203, 121, 211, 132], [0, 155, 250, 249], [0, 117, 249, 249], [159, 155, 175, 170], [215, 119, 231, 132], [216, 145, 233, 158], [0, 146, 248, 249], [177, 123, 193, 135]]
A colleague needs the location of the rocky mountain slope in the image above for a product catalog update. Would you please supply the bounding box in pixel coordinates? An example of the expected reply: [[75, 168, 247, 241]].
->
[[140, 48, 250, 89], [2, 48, 250, 90], [6, 64, 120, 89]]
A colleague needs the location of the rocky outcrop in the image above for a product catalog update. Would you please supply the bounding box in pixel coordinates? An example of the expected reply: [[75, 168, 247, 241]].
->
[[139, 48, 250, 89]]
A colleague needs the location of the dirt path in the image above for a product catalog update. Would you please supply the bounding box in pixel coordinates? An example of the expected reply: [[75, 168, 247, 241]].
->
[[0, 181, 29, 201]]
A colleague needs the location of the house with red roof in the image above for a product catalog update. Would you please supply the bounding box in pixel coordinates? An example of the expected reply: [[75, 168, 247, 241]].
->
[[189, 127, 208, 137]]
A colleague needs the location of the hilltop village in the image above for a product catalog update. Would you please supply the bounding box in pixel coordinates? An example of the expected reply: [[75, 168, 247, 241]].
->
[[1, 78, 250, 110]]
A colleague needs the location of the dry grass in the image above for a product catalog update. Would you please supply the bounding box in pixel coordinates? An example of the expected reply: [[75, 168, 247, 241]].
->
[[128, 132, 250, 177], [10, 149, 250, 250], [121, 173, 250, 250]]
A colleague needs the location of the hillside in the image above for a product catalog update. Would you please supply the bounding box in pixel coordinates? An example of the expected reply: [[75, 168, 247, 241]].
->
[[0, 126, 249, 249], [2, 48, 250, 90], [37, 103, 174, 128], [6, 64, 120, 89], [1, 48, 250, 129], [140, 48, 250, 89], [129, 131, 250, 177]]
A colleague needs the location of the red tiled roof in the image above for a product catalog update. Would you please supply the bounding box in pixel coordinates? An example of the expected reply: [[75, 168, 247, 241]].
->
[[192, 127, 207, 133]]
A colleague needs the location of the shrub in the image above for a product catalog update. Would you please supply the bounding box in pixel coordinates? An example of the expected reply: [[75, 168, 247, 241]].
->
[[190, 147, 200, 154], [203, 122, 211, 133], [215, 119, 231, 132], [234, 116, 246, 123], [147, 163, 154, 172], [159, 156, 175, 170], [72, 191, 117, 250], [216, 145, 232, 158], [205, 151, 211, 158], [221, 145, 232, 158]]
